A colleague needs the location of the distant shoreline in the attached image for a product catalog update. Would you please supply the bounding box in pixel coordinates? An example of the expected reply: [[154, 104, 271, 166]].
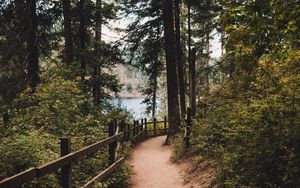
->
[[115, 90, 146, 99], [112, 96, 146, 99]]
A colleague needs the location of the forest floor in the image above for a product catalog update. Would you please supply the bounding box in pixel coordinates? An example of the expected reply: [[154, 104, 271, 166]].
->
[[129, 136, 215, 188]]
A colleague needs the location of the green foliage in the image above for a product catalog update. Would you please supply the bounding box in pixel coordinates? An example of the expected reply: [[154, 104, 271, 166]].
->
[[194, 85, 300, 186], [120, 0, 164, 116], [171, 134, 188, 162], [126, 83, 133, 93], [0, 0, 61, 105], [0, 0, 131, 186], [136, 83, 142, 91], [0, 131, 58, 179], [193, 37, 300, 188], [0, 65, 132, 186], [190, 0, 300, 187], [94, 163, 131, 188]]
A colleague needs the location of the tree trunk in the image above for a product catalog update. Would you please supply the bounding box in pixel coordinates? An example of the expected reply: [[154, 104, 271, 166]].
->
[[152, 9, 161, 119], [190, 48, 196, 116], [187, 0, 192, 109], [152, 66, 157, 119], [163, 0, 180, 144], [16, 0, 26, 49], [15, 0, 27, 85], [205, 32, 210, 93], [175, 0, 186, 116], [220, 31, 225, 83], [93, 0, 102, 105], [229, 59, 234, 79], [26, 0, 40, 92], [221, 32, 225, 56], [79, 0, 86, 83], [62, 0, 73, 65], [2, 112, 9, 128]]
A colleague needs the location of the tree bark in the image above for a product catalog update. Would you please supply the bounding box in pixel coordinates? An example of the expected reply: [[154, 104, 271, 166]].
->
[[26, 0, 40, 92], [79, 0, 86, 83], [62, 0, 73, 65], [93, 0, 102, 105], [221, 32, 225, 56], [163, 0, 180, 144], [16, 0, 26, 49], [205, 32, 210, 93], [15, 0, 27, 84], [187, 0, 192, 109], [152, 64, 157, 119], [220, 31, 225, 83], [175, 0, 186, 116], [190, 48, 196, 116], [152, 9, 161, 119], [2, 112, 9, 128]]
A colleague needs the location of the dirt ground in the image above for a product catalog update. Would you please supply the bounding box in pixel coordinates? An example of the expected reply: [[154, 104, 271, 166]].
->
[[129, 136, 215, 188]]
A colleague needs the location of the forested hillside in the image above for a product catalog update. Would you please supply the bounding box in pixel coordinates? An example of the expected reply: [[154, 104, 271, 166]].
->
[[115, 65, 146, 98]]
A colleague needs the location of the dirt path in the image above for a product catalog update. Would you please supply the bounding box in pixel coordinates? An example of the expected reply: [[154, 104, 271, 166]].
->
[[129, 136, 184, 188]]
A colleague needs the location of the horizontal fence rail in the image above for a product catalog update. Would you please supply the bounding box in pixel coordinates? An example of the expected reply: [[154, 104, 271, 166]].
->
[[0, 116, 168, 188], [82, 157, 126, 188]]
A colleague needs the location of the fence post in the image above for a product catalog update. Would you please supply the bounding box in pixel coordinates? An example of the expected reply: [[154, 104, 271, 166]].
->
[[164, 116, 167, 134], [136, 120, 139, 141], [114, 119, 118, 132], [154, 117, 157, 135], [144, 118, 148, 138], [60, 138, 71, 188], [127, 123, 131, 141], [108, 121, 116, 164], [190, 48, 197, 116], [119, 120, 126, 142], [140, 119, 144, 140], [133, 120, 136, 138], [185, 107, 191, 148]]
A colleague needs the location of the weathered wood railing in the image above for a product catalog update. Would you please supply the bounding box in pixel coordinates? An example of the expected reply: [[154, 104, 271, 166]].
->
[[0, 116, 168, 188]]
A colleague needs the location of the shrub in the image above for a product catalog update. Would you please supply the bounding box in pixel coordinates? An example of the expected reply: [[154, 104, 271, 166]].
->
[[192, 51, 300, 187], [0, 72, 133, 187], [126, 83, 133, 93]]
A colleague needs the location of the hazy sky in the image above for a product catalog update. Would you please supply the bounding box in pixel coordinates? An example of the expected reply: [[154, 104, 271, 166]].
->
[[102, 18, 222, 59], [210, 31, 222, 58]]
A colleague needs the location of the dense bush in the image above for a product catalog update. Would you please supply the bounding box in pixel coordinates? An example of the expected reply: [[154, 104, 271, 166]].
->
[[192, 51, 300, 187], [0, 131, 58, 179], [0, 68, 132, 187], [126, 83, 133, 93], [186, 0, 300, 186]]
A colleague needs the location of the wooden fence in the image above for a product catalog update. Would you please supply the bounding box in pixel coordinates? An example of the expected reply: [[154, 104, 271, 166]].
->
[[0, 117, 169, 188]]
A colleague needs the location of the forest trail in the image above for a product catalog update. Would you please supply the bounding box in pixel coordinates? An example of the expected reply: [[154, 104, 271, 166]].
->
[[129, 136, 185, 188]]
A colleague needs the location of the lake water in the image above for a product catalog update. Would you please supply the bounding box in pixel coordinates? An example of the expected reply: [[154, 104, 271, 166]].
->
[[110, 98, 148, 119]]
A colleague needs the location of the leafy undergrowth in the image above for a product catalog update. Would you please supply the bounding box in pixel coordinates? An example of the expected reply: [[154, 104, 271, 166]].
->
[[97, 143, 133, 188], [172, 135, 217, 188], [94, 162, 132, 188], [174, 50, 300, 187], [0, 68, 134, 187]]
